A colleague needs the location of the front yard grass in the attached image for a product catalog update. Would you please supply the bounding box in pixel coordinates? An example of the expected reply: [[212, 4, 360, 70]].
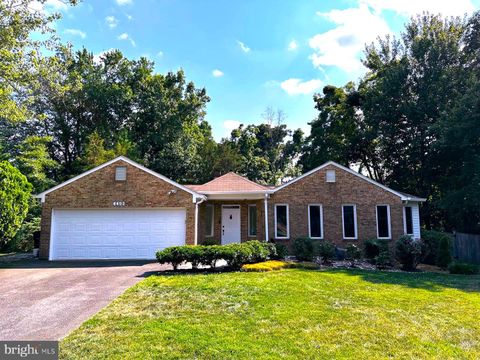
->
[[61, 269, 480, 359]]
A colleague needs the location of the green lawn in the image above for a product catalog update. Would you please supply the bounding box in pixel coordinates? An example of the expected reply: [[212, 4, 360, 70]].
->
[[61, 269, 480, 359]]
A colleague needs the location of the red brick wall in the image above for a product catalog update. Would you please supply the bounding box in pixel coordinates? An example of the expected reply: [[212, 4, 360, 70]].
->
[[39, 160, 196, 259], [268, 164, 405, 248]]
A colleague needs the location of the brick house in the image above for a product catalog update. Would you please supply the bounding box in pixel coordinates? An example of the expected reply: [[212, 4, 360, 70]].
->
[[36, 156, 425, 260]]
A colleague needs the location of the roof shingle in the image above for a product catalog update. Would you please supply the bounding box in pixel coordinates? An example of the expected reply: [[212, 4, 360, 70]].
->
[[185, 172, 268, 193]]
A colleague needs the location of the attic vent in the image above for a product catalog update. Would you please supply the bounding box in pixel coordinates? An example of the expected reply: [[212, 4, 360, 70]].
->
[[115, 166, 127, 181], [326, 170, 336, 183]]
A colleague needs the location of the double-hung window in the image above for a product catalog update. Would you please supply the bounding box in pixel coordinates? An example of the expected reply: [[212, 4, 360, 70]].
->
[[248, 205, 257, 237], [404, 206, 414, 235], [205, 205, 214, 237], [308, 205, 323, 239], [376, 205, 391, 239], [342, 204, 357, 239], [275, 204, 289, 239]]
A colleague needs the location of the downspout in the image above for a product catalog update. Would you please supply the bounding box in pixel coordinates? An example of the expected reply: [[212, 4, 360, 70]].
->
[[194, 197, 206, 245], [264, 193, 269, 242]]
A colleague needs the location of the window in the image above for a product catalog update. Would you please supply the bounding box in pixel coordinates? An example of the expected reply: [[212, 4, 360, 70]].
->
[[115, 166, 127, 181], [308, 205, 323, 239], [376, 205, 391, 239], [205, 205, 214, 237], [404, 206, 413, 235], [326, 170, 336, 183], [275, 204, 289, 239], [342, 205, 357, 239], [248, 205, 257, 237]]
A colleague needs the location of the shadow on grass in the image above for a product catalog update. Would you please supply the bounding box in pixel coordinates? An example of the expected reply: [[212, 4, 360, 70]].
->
[[320, 268, 480, 293]]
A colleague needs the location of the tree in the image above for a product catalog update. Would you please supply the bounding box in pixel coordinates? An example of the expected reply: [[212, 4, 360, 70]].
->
[[0, 161, 32, 246], [0, 0, 77, 123]]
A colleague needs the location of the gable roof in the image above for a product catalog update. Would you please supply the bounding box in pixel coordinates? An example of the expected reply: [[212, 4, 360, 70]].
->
[[185, 172, 270, 194], [35, 156, 205, 202], [273, 161, 426, 202]]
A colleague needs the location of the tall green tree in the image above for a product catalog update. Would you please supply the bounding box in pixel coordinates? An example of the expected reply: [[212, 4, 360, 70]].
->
[[0, 161, 32, 246]]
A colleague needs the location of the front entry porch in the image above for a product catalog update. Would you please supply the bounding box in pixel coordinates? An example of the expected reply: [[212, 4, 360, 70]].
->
[[197, 199, 266, 245]]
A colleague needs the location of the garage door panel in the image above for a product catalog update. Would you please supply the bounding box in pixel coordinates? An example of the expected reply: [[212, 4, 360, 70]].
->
[[51, 209, 186, 260]]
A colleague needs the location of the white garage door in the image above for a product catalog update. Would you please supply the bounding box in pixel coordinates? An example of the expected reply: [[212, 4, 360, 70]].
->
[[50, 208, 186, 260]]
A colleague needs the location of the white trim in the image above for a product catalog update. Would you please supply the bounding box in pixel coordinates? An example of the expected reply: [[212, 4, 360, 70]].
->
[[48, 209, 55, 261], [202, 192, 271, 200], [35, 156, 205, 203], [403, 206, 414, 236], [248, 204, 257, 237], [308, 204, 324, 239], [342, 204, 357, 240], [376, 204, 391, 239], [273, 161, 426, 202], [274, 204, 289, 239], [205, 204, 214, 237], [264, 195, 269, 242]]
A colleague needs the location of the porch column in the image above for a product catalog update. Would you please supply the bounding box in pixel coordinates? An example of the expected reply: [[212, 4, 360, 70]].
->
[[194, 201, 199, 245], [264, 194, 269, 242]]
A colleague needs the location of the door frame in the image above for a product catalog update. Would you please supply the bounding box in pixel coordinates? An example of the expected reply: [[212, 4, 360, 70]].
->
[[221, 205, 241, 245]]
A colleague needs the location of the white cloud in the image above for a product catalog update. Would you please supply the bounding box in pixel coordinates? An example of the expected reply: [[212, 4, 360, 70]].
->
[[157, 51, 164, 58], [280, 78, 323, 95], [117, 33, 136, 47], [288, 40, 298, 51], [360, 0, 475, 17], [126, 14, 133, 20], [115, 0, 133, 5], [212, 69, 224, 77], [237, 40, 251, 53], [223, 120, 241, 136], [105, 16, 118, 29], [64, 28, 86, 39], [30, 0, 69, 13], [309, 4, 391, 73], [93, 49, 115, 64]]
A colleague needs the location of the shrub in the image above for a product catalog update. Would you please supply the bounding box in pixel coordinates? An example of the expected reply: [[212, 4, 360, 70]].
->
[[220, 243, 253, 269], [202, 238, 220, 246], [241, 260, 292, 272], [395, 235, 422, 271], [201, 245, 221, 269], [448, 262, 479, 275], [421, 230, 452, 266], [364, 238, 389, 261], [271, 243, 288, 260], [184, 246, 203, 269], [293, 237, 315, 261], [156, 246, 186, 270], [375, 251, 391, 270], [345, 244, 362, 266], [436, 235, 453, 270], [318, 242, 335, 264], [244, 240, 270, 263]]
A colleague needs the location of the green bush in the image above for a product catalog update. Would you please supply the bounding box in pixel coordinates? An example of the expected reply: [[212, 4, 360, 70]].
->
[[245, 240, 270, 263], [421, 230, 453, 266], [318, 241, 335, 264], [202, 238, 220, 246], [156, 241, 275, 270], [364, 238, 389, 261], [156, 246, 186, 270], [448, 262, 479, 275], [395, 235, 422, 271], [345, 244, 362, 266], [436, 235, 453, 269], [270, 242, 288, 260], [293, 237, 315, 261], [375, 251, 391, 270]]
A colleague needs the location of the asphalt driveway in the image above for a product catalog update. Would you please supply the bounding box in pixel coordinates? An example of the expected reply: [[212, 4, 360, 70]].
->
[[0, 260, 164, 340]]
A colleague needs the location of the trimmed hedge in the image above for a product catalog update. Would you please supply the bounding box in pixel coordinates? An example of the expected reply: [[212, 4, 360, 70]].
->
[[448, 262, 479, 275], [156, 240, 275, 270]]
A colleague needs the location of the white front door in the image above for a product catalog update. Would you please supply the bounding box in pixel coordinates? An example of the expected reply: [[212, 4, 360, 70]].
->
[[221, 205, 241, 244]]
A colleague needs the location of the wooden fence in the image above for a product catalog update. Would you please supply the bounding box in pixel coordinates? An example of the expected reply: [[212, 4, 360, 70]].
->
[[454, 232, 480, 264]]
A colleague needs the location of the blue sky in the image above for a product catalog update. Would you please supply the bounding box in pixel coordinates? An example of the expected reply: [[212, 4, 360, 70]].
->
[[41, 0, 480, 140]]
